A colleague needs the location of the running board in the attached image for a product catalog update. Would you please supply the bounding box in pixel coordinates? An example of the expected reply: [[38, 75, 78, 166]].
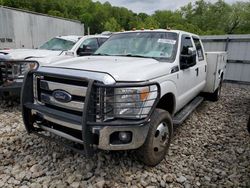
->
[[173, 96, 204, 125]]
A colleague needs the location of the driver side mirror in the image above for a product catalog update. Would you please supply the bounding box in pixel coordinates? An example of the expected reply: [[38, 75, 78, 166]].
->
[[77, 45, 93, 56], [180, 47, 196, 70]]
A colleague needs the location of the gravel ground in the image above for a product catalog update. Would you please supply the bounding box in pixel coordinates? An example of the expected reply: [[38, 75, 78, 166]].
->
[[0, 85, 249, 188]]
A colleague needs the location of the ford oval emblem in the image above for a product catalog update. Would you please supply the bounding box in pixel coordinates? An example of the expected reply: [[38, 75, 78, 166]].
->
[[52, 90, 72, 103]]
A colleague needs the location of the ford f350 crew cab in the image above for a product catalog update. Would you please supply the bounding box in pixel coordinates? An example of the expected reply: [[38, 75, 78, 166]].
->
[[21, 30, 227, 166], [0, 35, 108, 96]]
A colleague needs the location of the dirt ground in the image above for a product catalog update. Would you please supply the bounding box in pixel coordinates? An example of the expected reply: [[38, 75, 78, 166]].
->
[[0, 85, 249, 188]]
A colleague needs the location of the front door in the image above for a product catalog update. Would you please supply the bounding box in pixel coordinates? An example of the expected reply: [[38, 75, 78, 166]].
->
[[177, 34, 199, 110]]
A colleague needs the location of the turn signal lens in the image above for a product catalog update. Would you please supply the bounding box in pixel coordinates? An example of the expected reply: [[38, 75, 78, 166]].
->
[[140, 87, 150, 101], [29, 62, 39, 70]]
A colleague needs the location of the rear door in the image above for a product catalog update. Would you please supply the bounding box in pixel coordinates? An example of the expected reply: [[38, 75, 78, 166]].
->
[[192, 37, 206, 89]]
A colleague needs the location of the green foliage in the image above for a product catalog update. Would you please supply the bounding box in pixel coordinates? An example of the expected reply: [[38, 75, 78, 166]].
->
[[104, 17, 121, 32], [180, 0, 250, 34], [153, 10, 183, 29], [47, 10, 64, 17], [0, 0, 249, 34], [144, 17, 159, 29]]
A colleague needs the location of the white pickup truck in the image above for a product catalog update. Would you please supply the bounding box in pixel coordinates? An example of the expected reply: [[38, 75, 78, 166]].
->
[[0, 35, 108, 95], [21, 30, 227, 166]]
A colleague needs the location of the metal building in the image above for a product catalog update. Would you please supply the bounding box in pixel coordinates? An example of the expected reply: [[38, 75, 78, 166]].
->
[[0, 6, 84, 49], [201, 35, 250, 84]]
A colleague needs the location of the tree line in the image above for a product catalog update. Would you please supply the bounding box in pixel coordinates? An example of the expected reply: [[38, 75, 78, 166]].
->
[[1, 0, 250, 35]]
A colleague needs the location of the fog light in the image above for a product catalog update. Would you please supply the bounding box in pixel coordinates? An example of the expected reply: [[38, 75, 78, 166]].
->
[[119, 131, 132, 143], [110, 131, 132, 145]]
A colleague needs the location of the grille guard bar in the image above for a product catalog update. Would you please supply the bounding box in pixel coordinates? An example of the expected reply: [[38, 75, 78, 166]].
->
[[21, 70, 161, 156], [89, 82, 161, 126]]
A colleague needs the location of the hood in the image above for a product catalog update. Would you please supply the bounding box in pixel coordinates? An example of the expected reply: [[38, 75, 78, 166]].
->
[[30, 55, 73, 65], [44, 56, 173, 82], [0, 53, 11, 60], [0, 49, 62, 60]]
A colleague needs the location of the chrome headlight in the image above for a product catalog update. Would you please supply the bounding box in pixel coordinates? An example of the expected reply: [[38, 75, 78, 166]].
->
[[21, 61, 39, 72], [13, 61, 39, 79], [97, 85, 158, 121]]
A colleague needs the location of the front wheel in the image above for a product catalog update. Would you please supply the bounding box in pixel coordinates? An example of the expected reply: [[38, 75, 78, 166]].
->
[[136, 109, 173, 166]]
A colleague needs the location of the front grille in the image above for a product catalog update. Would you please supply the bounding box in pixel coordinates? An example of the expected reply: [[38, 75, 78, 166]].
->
[[32, 72, 159, 127], [34, 74, 88, 116], [0, 63, 13, 80], [0, 62, 27, 81]]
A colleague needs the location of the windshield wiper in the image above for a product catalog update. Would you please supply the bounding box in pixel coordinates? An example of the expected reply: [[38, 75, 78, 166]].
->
[[50, 49, 63, 51], [92, 53, 110, 56], [93, 53, 161, 61], [121, 54, 158, 60]]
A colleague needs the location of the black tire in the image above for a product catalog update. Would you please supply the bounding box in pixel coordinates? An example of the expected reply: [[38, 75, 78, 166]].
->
[[136, 109, 173, 166], [209, 80, 223, 102]]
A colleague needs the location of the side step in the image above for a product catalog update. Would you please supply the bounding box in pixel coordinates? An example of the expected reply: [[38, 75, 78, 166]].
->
[[173, 96, 204, 125]]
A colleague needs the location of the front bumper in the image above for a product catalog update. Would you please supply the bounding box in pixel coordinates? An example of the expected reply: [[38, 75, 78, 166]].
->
[[23, 102, 151, 151], [0, 82, 22, 95], [96, 123, 150, 150], [21, 71, 160, 155]]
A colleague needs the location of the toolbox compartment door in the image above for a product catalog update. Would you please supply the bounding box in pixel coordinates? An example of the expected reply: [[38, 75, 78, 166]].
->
[[203, 52, 227, 93]]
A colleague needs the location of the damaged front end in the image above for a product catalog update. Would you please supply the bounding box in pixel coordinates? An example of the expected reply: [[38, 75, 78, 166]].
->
[[0, 60, 39, 96]]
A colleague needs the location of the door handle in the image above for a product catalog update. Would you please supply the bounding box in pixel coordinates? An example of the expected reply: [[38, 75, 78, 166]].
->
[[195, 68, 199, 76]]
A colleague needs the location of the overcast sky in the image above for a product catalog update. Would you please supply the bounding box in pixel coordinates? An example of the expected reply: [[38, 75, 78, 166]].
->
[[93, 0, 248, 14]]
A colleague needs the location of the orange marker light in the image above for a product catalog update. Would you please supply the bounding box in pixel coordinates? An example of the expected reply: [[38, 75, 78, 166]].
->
[[140, 87, 150, 101]]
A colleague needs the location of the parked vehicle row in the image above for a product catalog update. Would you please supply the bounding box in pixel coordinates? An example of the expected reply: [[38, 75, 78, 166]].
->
[[0, 34, 109, 96], [20, 29, 227, 166]]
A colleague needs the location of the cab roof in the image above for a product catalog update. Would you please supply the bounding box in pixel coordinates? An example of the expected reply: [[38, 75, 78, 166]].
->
[[56, 35, 82, 43], [114, 29, 200, 38]]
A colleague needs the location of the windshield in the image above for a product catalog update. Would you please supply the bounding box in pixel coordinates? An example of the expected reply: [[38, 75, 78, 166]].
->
[[39, 38, 76, 51], [94, 32, 178, 61]]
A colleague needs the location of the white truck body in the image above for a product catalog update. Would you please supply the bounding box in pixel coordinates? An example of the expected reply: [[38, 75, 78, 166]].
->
[[21, 30, 227, 166], [203, 52, 227, 93]]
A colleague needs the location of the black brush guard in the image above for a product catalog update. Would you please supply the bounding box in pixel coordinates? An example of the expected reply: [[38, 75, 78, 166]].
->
[[22, 70, 161, 156], [0, 60, 38, 95]]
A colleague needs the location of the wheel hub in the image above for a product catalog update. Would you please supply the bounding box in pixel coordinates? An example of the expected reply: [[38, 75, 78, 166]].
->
[[152, 122, 169, 153]]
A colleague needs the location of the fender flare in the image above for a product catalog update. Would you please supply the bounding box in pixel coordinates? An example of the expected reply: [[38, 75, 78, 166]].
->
[[158, 80, 178, 114]]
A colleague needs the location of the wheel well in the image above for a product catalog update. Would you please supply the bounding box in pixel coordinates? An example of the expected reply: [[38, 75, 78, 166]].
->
[[221, 72, 224, 80], [156, 93, 175, 115]]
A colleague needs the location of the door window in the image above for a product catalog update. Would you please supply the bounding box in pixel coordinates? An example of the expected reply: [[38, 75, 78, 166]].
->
[[97, 37, 108, 46], [180, 35, 193, 55], [192, 37, 204, 61], [77, 38, 99, 55]]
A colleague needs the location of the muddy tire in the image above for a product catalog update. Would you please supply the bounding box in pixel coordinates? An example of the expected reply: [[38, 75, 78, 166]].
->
[[209, 80, 223, 102], [136, 109, 173, 166]]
